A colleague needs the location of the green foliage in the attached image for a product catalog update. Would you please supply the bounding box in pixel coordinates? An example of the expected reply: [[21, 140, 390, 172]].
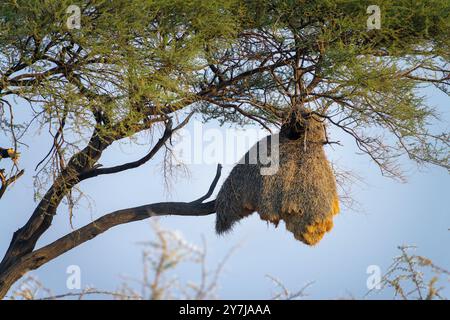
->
[[0, 0, 449, 181]]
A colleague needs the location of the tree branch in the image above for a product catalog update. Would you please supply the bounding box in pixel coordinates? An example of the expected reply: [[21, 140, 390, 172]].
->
[[0, 164, 222, 299], [192, 164, 222, 203], [0, 169, 25, 200], [78, 119, 174, 180]]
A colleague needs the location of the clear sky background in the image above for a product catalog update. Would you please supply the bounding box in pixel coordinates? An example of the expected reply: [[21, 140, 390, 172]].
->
[[0, 85, 448, 299]]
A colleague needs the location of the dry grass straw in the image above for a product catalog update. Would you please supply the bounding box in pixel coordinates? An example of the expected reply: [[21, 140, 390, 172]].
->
[[215, 113, 339, 245]]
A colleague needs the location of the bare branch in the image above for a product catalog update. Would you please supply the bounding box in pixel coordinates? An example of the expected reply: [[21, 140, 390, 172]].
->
[[0, 165, 222, 298], [0, 169, 25, 200]]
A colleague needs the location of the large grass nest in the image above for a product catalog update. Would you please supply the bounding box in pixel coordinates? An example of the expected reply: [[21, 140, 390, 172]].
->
[[215, 112, 340, 245]]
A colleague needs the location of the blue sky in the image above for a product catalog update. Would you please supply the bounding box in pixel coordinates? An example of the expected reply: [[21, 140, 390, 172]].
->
[[0, 86, 448, 299]]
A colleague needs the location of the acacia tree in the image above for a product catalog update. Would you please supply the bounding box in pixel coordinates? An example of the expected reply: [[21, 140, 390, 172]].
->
[[0, 0, 448, 298]]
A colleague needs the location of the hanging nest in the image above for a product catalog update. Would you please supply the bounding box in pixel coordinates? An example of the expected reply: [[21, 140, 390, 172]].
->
[[215, 111, 340, 245]]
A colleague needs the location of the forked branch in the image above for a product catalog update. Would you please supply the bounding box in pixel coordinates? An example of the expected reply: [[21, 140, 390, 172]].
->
[[0, 164, 222, 298]]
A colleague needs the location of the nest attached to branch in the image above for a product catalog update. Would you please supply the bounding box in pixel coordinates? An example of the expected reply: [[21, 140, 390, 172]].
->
[[215, 111, 340, 245]]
